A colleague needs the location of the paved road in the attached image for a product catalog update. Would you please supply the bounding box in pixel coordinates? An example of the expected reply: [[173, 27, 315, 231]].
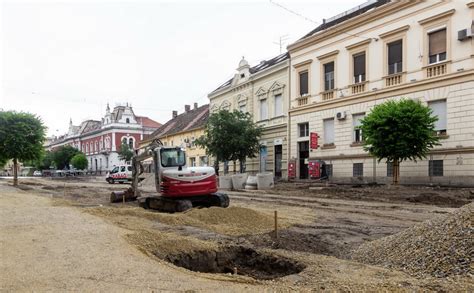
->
[[0, 183, 262, 291]]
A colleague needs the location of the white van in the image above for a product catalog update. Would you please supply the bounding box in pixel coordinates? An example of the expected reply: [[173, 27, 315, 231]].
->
[[106, 164, 132, 184]]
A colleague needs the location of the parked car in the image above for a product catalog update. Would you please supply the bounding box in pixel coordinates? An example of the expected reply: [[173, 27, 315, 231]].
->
[[106, 164, 132, 184], [33, 170, 42, 176]]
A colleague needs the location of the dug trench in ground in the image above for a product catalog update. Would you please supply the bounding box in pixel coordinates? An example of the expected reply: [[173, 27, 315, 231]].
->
[[5, 177, 473, 290]]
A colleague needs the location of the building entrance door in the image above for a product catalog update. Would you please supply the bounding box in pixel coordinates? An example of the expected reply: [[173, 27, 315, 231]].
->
[[274, 145, 282, 178], [259, 146, 267, 172], [298, 141, 309, 179]]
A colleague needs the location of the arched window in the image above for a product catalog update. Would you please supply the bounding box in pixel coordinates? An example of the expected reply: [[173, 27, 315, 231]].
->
[[126, 118, 130, 123], [128, 137, 134, 149], [105, 137, 111, 149], [122, 138, 127, 146], [95, 141, 99, 152], [86, 144, 89, 153]]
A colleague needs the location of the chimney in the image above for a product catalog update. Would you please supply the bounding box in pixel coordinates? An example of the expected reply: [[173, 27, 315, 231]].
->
[[193, 102, 198, 110], [172, 110, 178, 118], [185, 105, 191, 112]]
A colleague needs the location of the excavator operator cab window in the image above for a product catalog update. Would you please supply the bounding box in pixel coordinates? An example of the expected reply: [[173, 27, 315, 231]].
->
[[160, 148, 186, 167]]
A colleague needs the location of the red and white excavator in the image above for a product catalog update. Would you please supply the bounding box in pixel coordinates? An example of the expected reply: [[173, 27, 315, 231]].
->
[[110, 139, 229, 213]]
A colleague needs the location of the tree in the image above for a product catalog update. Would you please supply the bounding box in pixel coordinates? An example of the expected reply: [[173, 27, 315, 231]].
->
[[195, 110, 263, 174], [360, 99, 440, 184], [0, 111, 46, 186], [118, 142, 134, 162], [52, 145, 80, 170], [70, 153, 88, 170]]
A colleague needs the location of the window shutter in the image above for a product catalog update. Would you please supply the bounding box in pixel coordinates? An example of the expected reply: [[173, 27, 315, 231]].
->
[[388, 40, 402, 65], [299, 71, 308, 95], [323, 119, 335, 144], [429, 29, 446, 56], [353, 53, 366, 77], [429, 100, 447, 130]]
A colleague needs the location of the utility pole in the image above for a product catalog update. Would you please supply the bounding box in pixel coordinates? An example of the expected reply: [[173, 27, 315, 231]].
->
[[273, 35, 290, 54]]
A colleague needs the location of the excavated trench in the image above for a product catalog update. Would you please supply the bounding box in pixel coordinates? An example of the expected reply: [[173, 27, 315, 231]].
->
[[160, 245, 305, 280]]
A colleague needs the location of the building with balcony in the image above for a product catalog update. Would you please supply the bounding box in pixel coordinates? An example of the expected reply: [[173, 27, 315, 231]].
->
[[208, 53, 290, 178], [46, 103, 161, 172], [287, 0, 474, 185]]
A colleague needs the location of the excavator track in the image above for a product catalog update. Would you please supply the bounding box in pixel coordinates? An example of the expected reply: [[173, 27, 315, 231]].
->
[[138, 193, 230, 213]]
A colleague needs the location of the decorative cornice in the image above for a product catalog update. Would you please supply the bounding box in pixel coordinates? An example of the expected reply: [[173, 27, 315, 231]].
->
[[379, 25, 410, 39], [317, 50, 339, 60], [418, 9, 455, 25], [345, 39, 371, 51], [292, 59, 313, 68]]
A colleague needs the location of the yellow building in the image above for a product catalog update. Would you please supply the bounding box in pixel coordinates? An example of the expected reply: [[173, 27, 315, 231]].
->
[[140, 103, 209, 167]]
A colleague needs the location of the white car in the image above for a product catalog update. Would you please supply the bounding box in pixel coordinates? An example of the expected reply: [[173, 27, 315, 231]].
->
[[33, 170, 42, 176]]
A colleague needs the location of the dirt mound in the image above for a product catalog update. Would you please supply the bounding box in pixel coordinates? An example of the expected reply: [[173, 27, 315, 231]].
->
[[87, 206, 281, 236], [352, 202, 473, 277]]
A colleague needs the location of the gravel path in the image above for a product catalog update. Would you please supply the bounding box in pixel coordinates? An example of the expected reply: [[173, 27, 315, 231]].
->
[[0, 184, 262, 291]]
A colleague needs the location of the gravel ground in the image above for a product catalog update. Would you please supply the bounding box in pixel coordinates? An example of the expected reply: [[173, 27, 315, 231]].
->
[[352, 202, 473, 278]]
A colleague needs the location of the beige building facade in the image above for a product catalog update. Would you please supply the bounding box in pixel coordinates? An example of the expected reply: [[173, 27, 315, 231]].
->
[[287, 0, 474, 185], [208, 53, 290, 178]]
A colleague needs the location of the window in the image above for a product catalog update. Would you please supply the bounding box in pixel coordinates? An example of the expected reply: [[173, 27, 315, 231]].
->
[[353, 114, 364, 142], [353, 163, 364, 177], [240, 73, 245, 79], [428, 28, 446, 64], [260, 99, 268, 120], [325, 164, 333, 177], [428, 100, 447, 134], [122, 138, 127, 145], [298, 122, 309, 137], [120, 166, 126, 172], [189, 157, 196, 167], [160, 148, 186, 167], [324, 62, 335, 91], [353, 53, 366, 83], [95, 141, 98, 152], [126, 118, 130, 123], [239, 104, 246, 113], [323, 118, 335, 144], [388, 40, 402, 74], [128, 138, 134, 149], [387, 162, 393, 177], [274, 94, 283, 117], [199, 156, 208, 166], [299, 71, 308, 96], [429, 160, 443, 176]]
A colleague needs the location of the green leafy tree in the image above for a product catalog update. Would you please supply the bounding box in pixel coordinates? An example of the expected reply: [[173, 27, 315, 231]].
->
[[118, 142, 134, 162], [70, 153, 88, 170], [0, 111, 46, 186], [52, 145, 80, 170], [360, 99, 440, 184], [195, 110, 263, 174]]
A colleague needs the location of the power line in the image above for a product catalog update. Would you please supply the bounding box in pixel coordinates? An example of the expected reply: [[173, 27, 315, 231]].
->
[[269, 0, 318, 25]]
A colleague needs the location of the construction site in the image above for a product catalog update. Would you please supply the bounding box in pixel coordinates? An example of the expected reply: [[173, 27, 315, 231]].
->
[[1, 174, 472, 291]]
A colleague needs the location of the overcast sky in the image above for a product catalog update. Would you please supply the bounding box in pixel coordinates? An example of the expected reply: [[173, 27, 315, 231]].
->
[[1, 0, 361, 136]]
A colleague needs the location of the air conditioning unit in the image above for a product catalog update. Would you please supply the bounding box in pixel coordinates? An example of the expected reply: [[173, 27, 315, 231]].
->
[[458, 27, 473, 41], [336, 111, 346, 120]]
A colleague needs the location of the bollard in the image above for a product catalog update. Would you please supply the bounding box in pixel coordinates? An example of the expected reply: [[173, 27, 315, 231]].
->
[[274, 210, 278, 240]]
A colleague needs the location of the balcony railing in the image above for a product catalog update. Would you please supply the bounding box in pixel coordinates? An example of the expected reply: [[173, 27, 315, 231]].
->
[[350, 82, 366, 94], [426, 62, 447, 78], [297, 96, 308, 106], [322, 90, 335, 100], [385, 73, 403, 87]]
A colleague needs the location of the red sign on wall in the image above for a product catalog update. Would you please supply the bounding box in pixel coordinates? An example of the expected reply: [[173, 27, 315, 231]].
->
[[288, 160, 296, 179], [308, 161, 321, 179], [310, 132, 319, 149]]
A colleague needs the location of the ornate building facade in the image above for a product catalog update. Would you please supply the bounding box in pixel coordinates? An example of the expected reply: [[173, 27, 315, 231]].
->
[[46, 104, 161, 172]]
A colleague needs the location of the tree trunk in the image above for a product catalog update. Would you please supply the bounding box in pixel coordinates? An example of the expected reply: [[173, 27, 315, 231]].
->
[[392, 159, 400, 185], [239, 159, 246, 173], [13, 158, 18, 186], [233, 160, 236, 174]]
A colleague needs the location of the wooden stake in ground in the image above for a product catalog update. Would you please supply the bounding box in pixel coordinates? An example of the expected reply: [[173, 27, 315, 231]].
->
[[274, 210, 278, 240]]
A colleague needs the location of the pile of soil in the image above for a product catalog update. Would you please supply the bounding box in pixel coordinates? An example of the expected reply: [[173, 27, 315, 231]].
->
[[352, 203, 473, 277], [87, 206, 281, 236]]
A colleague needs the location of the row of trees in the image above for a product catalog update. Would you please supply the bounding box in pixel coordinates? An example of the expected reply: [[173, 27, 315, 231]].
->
[[1, 99, 440, 186]]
